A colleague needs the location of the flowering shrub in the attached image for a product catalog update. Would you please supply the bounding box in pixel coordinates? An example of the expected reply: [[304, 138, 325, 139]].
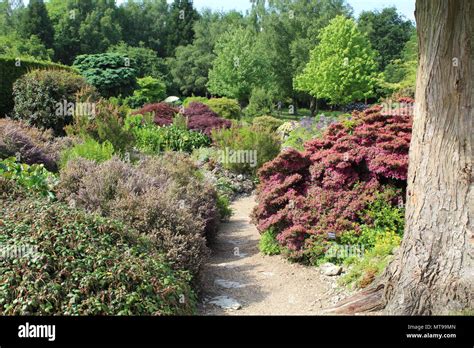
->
[[182, 102, 232, 136], [57, 154, 219, 274], [251, 105, 412, 263], [282, 114, 338, 151], [133, 102, 178, 125], [0, 118, 76, 172]]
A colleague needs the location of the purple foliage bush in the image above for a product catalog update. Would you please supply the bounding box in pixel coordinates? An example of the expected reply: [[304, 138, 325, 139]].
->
[[133, 102, 178, 125], [0, 118, 76, 172], [183, 102, 232, 136], [251, 104, 412, 262]]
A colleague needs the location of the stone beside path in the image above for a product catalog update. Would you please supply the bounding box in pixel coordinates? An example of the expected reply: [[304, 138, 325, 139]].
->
[[198, 195, 351, 315]]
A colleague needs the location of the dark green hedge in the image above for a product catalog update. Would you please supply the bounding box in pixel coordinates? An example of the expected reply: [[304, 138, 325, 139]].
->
[[0, 56, 74, 117]]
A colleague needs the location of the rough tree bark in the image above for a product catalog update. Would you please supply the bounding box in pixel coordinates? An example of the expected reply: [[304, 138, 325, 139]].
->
[[382, 0, 473, 315], [327, 0, 473, 315]]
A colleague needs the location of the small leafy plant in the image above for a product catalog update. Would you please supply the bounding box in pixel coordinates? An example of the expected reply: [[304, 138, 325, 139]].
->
[[0, 157, 57, 198], [60, 138, 114, 167], [259, 229, 281, 255]]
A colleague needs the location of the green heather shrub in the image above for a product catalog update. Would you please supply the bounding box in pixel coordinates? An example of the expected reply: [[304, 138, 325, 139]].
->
[[65, 99, 134, 153], [183, 96, 208, 108], [252, 115, 284, 133], [57, 154, 220, 274], [211, 124, 281, 175], [12, 69, 93, 135], [206, 97, 241, 120], [259, 229, 281, 255], [0, 184, 196, 315], [216, 194, 233, 222], [59, 138, 114, 167], [244, 88, 274, 118], [0, 56, 74, 116], [0, 157, 58, 198], [131, 124, 210, 154]]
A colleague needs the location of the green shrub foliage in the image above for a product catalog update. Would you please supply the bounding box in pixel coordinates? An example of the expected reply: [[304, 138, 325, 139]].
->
[[59, 138, 114, 168], [205, 98, 241, 120], [0, 157, 57, 198], [65, 99, 134, 154], [0, 183, 196, 315], [259, 229, 281, 255], [73, 53, 138, 97], [12, 69, 92, 135], [212, 124, 281, 175], [252, 115, 284, 133], [0, 56, 74, 116], [129, 120, 210, 153]]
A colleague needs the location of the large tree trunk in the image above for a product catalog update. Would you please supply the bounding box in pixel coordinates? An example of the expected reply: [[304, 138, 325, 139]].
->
[[382, 0, 473, 315]]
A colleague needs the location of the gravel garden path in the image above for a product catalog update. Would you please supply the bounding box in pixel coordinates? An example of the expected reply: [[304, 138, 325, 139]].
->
[[198, 195, 349, 315]]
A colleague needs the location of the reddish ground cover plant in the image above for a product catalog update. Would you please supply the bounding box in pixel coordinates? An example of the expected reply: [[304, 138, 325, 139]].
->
[[251, 102, 413, 262]]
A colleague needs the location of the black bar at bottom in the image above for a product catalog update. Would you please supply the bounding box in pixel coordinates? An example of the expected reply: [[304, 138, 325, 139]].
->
[[0, 315, 472, 346]]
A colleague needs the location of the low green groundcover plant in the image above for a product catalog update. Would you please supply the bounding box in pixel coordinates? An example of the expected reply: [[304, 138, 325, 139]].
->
[[0, 183, 196, 315], [60, 138, 114, 168], [216, 194, 233, 222], [259, 229, 281, 256], [339, 230, 401, 289], [0, 157, 57, 198]]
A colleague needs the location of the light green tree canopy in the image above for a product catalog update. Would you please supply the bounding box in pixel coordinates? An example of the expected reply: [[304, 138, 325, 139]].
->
[[207, 26, 275, 103], [294, 15, 379, 105]]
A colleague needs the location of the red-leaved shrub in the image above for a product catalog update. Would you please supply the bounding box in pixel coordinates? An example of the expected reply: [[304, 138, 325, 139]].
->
[[133, 102, 178, 125], [133, 102, 231, 136], [251, 104, 412, 262], [183, 102, 231, 136]]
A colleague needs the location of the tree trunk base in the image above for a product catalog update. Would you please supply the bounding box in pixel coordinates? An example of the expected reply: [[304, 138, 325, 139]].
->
[[325, 284, 385, 314]]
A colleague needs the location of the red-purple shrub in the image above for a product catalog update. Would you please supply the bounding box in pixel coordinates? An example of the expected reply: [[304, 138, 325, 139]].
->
[[183, 102, 231, 136], [133, 102, 178, 125], [251, 105, 412, 262]]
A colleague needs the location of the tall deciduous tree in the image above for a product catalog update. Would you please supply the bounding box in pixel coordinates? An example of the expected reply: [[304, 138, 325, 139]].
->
[[207, 27, 274, 103], [168, 10, 244, 96], [294, 15, 378, 106], [382, 0, 473, 315]]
